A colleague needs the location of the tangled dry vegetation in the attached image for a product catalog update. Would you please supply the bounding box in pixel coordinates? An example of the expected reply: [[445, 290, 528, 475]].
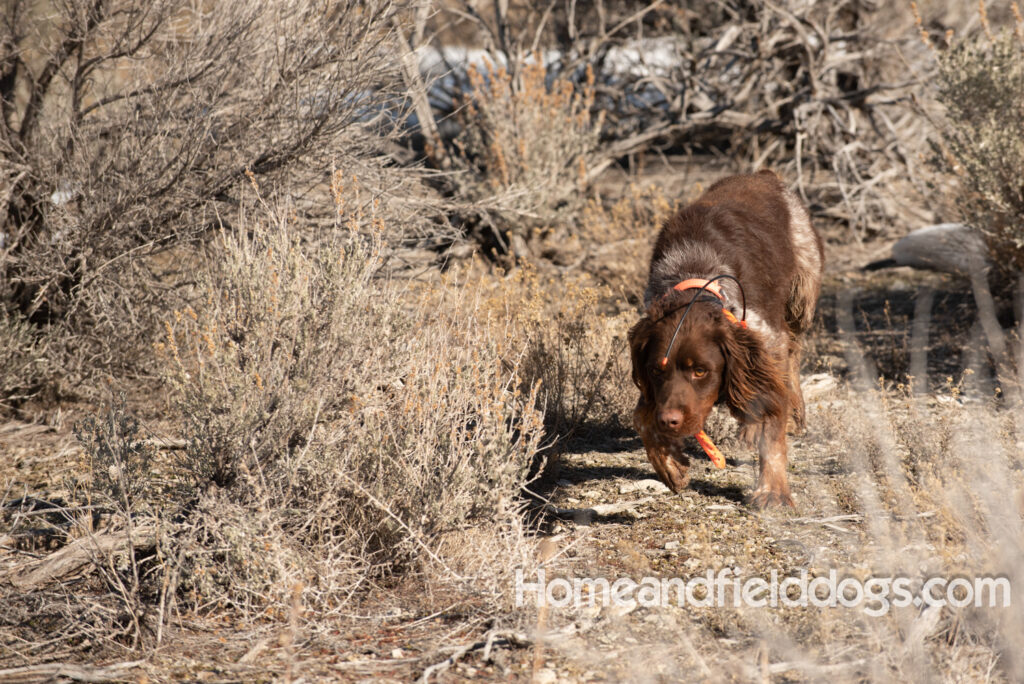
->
[[925, 2, 1024, 274], [1, 0, 1023, 681]]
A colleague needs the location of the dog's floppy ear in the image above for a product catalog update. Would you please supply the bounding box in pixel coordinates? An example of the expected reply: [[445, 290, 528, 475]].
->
[[628, 317, 655, 403], [718, 321, 789, 423]]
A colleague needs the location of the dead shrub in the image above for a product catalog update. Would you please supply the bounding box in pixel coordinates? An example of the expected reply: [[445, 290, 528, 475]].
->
[[156, 186, 545, 616], [929, 23, 1024, 273], [448, 57, 603, 249], [0, 0, 414, 395]]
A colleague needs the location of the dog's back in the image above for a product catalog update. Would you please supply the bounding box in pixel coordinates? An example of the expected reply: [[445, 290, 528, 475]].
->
[[645, 170, 823, 336]]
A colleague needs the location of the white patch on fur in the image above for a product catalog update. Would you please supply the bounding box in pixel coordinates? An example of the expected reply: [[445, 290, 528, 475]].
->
[[784, 190, 819, 275], [741, 308, 768, 335], [782, 188, 822, 332], [740, 307, 786, 350]]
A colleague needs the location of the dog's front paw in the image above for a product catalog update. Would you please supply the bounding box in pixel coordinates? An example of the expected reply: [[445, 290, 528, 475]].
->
[[748, 487, 795, 509], [645, 447, 690, 493], [659, 459, 691, 493]]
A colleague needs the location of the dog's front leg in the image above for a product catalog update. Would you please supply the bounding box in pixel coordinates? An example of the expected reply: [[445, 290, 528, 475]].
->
[[748, 414, 794, 508], [634, 401, 690, 492]]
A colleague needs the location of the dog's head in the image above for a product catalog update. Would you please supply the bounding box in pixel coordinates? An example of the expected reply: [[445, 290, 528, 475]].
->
[[628, 298, 788, 440]]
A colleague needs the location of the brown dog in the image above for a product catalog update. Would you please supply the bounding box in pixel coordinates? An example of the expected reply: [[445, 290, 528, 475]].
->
[[628, 171, 823, 507]]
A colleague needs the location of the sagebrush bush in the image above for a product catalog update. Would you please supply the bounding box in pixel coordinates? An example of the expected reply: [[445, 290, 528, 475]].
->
[[931, 26, 1024, 272], [0, 0, 415, 395], [0, 309, 49, 410], [474, 263, 631, 440], [156, 183, 544, 614], [450, 58, 603, 242]]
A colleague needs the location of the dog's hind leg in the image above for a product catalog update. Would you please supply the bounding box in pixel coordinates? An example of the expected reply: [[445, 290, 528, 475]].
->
[[787, 337, 807, 434]]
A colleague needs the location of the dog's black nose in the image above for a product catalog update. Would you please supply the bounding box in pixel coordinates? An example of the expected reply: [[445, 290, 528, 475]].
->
[[658, 409, 683, 431]]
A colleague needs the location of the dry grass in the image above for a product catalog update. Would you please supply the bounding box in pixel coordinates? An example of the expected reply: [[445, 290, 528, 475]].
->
[[525, 299, 1023, 681], [447, 56, 603, 249]]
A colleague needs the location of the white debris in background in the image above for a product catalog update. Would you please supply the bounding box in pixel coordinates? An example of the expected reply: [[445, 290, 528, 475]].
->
[[417, 37, 688, 82], [50, 181, 77, 207], [601, 37, 684, 79], [890, 223, 991, 276]]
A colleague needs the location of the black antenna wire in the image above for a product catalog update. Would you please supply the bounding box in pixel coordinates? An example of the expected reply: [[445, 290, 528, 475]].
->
[[659, 274, 747, 368]]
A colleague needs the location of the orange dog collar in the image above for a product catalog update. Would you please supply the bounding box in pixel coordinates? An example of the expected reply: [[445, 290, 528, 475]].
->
[[665, 278, 748, 330], [672, 278, 725, 300]]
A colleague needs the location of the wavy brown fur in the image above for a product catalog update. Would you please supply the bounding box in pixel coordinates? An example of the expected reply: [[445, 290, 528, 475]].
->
[[628, 171, 823, 508]]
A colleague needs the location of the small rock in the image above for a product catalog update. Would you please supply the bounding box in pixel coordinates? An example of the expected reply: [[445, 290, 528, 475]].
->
[[534, 668, 558, 684], [802, 373, 838, 399], [391, 648, 404, 658], [619, 479, 671, 495], [556, 479, 573, 487], [664, 540, 680, 551], [608, 601, 638, 619]]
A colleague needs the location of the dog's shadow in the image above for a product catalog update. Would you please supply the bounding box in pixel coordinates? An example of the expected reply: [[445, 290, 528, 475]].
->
[[553, 452, 748, 506], [689, 476, 746, 504]]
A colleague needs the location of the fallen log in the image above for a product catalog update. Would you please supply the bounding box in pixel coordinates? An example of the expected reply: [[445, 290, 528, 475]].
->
[[0, 524, 157, 590], [0, 660, 145, 683]]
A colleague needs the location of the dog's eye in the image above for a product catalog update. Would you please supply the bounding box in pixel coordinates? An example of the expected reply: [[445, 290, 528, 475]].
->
[[693, 367, 707, 378]]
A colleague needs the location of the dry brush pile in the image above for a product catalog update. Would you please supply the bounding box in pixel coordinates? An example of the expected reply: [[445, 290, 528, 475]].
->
[[419, 0, 937, 252]]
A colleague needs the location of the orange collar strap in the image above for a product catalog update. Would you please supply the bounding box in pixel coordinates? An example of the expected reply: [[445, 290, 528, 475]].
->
[[668, 278, 747, 329], [672, 278, 725, 300], [721, 308, 748, 329]]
